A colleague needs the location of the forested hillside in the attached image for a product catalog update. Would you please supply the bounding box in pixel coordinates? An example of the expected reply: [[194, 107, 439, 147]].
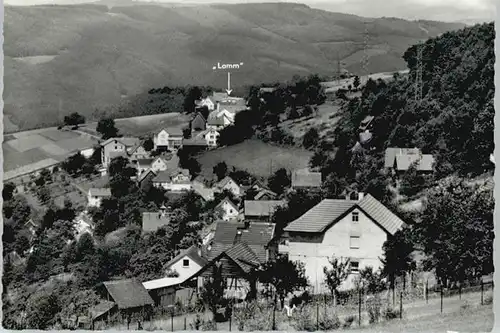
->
[[4, 2, 463, 131], [312, 22, 494, 200]]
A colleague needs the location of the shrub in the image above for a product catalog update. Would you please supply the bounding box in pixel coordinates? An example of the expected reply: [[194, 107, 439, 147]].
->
[[318, 313, 340, 330], [201, 320, 217, 331], [342, 315, 356, 328], [366, 298, 382, 324], [484, 295, 493, 305], [293, 307, 316, 332], [383, 306, 400, 320]]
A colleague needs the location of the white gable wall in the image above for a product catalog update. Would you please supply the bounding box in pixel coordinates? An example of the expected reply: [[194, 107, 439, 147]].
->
[[151, 158, 168, 172], [168, 253, 204, 281], [220, 201, 239, 221], [222, 180, 241, 197], [284, 208, 389, 293]]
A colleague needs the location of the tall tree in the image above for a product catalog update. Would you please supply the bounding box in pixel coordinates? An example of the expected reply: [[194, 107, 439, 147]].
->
[[183, 86, 203, 113], [259, 255, 309, 308], [268, 168, 291, 195], [96, 118, 119, 139], [213, 162, 228, 181], [302, 127, 319, 149]]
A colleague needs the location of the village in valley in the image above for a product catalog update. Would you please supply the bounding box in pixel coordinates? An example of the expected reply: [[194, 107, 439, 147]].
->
[[2, 3, 495, 332]]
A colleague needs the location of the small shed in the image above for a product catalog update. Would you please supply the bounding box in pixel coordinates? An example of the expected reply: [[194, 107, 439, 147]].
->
[[100, 279, 154, 327]]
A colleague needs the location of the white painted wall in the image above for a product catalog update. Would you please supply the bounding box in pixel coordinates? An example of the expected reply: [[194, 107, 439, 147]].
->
[[220, 200, 239, 221], [284, 208, 389, 293]]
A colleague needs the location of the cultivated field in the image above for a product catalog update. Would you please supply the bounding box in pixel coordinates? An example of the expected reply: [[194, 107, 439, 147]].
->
[[3, 128, 98, 181], [81, 112, 190, 138], [196, 140, 313, 180], [4, 3, 463, 131]]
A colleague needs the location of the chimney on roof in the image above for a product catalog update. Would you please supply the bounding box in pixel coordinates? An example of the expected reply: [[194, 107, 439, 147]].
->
[[358, 192, 364, 201]]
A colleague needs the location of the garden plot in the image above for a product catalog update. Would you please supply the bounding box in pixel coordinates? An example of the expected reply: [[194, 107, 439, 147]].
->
[[3, 145, 51, 171], [55, 136, 97, 152], [39, 143, 69, 156], [7, 134, 54, 152], [39, 129, 80, 142]]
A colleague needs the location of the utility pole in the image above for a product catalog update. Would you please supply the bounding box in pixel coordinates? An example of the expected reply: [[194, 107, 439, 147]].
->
[[415, 41, 424, 105], [362, 21, 370, 76]]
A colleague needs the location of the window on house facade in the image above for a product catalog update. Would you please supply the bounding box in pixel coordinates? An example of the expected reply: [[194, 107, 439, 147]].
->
[[350, 261, 359, 273], [352, 212, 359, 223], [183, 259, 189, 267], [350, 236, 360, 249]]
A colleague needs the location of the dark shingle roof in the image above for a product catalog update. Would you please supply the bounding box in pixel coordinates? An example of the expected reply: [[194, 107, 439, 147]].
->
[[384, 147, 421, 168], [89, 301, 116, 320], [103, 279, 154, 309], [291, 170, 322, 188], [225, 242, 261, 271], [284, 194, 405, 235], [212, 222, 239, 244], [244, 200, 285, 217]]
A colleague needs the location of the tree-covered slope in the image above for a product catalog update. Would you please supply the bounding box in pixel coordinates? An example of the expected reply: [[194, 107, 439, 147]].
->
[[315, 22, 494, 199]]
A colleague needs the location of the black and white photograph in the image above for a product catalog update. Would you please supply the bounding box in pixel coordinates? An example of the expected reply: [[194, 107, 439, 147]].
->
[[1, 0, 496, 331]]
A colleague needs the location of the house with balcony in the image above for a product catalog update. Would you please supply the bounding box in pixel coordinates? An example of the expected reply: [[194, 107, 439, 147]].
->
[[279, 192, 406, 293], [154, 128, 184, 151], [100, 137, 141, 169]]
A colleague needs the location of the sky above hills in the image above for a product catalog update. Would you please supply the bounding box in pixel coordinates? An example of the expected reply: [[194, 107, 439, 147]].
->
[[4, 0, 496, 23]]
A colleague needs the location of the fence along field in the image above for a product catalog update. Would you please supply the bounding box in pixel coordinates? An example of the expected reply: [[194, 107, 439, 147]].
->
[[97, 279, 493, 332]]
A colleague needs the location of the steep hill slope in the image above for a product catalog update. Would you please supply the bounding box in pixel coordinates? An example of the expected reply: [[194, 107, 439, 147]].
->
[[4, 2, 464, 132]]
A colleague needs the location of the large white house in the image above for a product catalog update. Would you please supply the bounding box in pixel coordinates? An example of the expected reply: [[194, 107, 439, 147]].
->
[[279, 193, 406, 292], [215, 176, 242, 197], [154, 128, 184, 151]]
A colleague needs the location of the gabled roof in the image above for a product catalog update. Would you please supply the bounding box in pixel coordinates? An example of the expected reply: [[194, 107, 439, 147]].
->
[[89, 188, 112, 197], [137, 158, 154, 166], [284, 194, 405, 235], [359, 131, 373, 145], [152, 168, 190, 183], [291, 169, 322, 188], [384, 147, 421, 168], [102, 279, 154, 309], [225, 242, 261, 270], [89, 301, 115, 320], [254, 189, 278, 200], [212, 92, 229, 103], [138, 169, 157, 183], [209, 221, 274, 262], [100, 137, 140, 148], [395, 154, 435, 171], [192, 112, 207, 122], [216, 197, 239, 212], [244, 200, 285, 217], [359, 115, 375, 130], [128, 143, 145, 155], [142, 212, 170, 232], [217, 176, 239, 189], [157, 128, 183, 137], [164, 245, 208, 269]]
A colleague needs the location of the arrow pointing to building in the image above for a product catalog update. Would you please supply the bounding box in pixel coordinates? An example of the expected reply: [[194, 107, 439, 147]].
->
[[226, 72, 232, 95]]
